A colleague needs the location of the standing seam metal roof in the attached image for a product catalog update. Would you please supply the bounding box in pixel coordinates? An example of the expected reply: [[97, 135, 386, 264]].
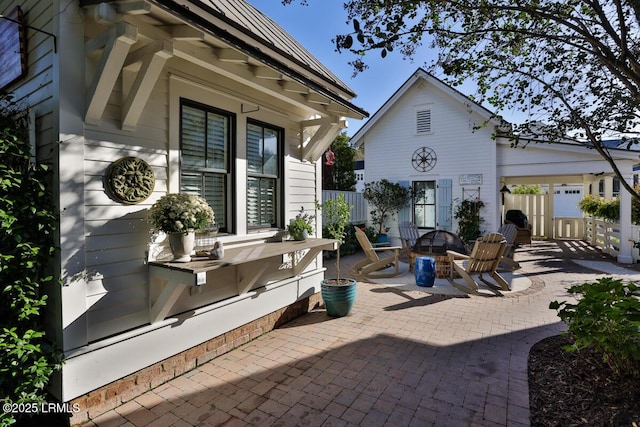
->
[[198, 0, 356, 98]]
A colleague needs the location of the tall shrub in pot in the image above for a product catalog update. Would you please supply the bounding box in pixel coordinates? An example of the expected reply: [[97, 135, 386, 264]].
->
[[316, 194, 356, 317]]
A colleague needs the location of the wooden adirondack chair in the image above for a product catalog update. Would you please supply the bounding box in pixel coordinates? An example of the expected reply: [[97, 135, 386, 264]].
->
[[497, 223, 520, 270], [398, 221, 420, 255], [352, 227, 402, 279], [446, 232, 509, 294]]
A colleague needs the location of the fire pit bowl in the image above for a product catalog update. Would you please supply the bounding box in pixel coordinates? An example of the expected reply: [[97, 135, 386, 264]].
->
[[411, 230, 467, 278]]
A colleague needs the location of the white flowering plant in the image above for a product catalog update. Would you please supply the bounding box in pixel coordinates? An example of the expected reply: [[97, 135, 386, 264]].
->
[[147, 193, 215, 233]]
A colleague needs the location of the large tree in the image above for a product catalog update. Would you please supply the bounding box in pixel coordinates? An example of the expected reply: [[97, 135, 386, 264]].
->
[[284, 0, 640, 197]]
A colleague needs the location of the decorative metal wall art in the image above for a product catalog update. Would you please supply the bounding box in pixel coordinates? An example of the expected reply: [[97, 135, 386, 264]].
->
[[411, 146, 437, 172], [106, 157, 155, 204]]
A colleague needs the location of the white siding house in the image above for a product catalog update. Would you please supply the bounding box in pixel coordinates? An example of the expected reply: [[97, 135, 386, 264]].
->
[[351, 68, 502, 242], [351, 68, 640, 262], [1, 0, 366, 422]]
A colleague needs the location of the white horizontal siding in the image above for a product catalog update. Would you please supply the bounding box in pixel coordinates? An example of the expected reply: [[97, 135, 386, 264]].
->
[[79, 68, 326, 341], [79, 63, 170, 340]]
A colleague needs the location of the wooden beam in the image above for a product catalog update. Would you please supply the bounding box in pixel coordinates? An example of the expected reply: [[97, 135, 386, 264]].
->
[[280, 80, 309, 94], [326, 102, 350, 115], [168, 25, 205, 41], [215, 48, 248, 63], [302, 118, 347, 162], [117, 1, 151, 15], [172, 41, 321, 113], [122, 40, 173, 131], [301, 117, 341, 128], [250, 65, 282, 80], [306, 92, 330, 105], [85, 22, 138, 125], [88, 2, 120, 26]]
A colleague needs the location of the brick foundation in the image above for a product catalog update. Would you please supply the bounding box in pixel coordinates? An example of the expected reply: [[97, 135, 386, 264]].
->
[[69, 293, 322, 425]]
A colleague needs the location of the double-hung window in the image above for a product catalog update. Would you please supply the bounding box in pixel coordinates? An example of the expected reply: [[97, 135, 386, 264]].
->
[[413, 181, 436, 229], [247, 121, 282, 229], [180, 100, 232, 232]]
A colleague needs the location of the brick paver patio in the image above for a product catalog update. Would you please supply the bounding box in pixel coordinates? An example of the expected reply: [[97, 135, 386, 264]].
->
[[81, 240, 636, 426]]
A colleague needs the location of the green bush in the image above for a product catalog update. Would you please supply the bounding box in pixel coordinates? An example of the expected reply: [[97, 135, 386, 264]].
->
[[577, 194, 620, 222], [0, 96, 62, 426], [454, 199, 485, 244], [577, 194, 601, 216], [549, 277, 640, 377]]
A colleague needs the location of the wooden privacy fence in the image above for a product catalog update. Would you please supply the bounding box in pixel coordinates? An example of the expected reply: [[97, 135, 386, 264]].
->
[[504, 193, 549, 238], [321, 190, 367, 225]]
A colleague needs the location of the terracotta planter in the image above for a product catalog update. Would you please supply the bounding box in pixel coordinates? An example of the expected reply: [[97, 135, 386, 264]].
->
[[168, 230, 195, 262], [321, 278, 357, 317]]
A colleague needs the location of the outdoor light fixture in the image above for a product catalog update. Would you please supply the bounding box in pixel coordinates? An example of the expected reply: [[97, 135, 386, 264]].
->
[[500, 185, 511, 211]]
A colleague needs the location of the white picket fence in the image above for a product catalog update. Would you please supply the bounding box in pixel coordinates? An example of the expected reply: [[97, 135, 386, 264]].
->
[[553, 217, 585, 239], [321, 190, 367, 225], [584, 217, 621, 258]]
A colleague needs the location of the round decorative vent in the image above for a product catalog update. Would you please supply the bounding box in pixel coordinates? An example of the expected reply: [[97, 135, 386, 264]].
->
[[106, 157, 155, 204], [411, 147, 437, 172]]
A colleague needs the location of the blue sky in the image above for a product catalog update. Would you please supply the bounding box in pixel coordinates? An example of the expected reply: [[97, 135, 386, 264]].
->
[[247, 0, 443, 136]]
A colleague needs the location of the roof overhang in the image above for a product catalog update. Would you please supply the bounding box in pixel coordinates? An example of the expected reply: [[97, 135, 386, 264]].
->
[[496, 135, 640, 161], [80, 0, 368, 157], [350, 67, 501, 148]]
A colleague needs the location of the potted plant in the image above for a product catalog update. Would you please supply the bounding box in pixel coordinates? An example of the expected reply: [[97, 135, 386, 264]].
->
[[287, 206, 314, 241], [363, 179, 412, 243], [148, 193, 215, 262], [316, 194, 356, 317]]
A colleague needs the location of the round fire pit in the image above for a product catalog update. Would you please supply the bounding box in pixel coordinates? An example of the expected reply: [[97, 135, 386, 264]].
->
[[411, 230, 467, 278]]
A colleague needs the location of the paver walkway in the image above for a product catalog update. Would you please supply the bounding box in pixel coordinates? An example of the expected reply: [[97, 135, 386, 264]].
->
[[83, 240, 639, 426]]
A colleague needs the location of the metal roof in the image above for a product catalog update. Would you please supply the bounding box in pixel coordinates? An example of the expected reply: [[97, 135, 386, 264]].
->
[[80, 0, 368, 119], [200, 0, 354, 97]]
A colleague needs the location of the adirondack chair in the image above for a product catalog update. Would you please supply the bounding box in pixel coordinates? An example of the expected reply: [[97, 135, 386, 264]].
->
[[352, 227, 402, 279], [398, 221, 420, 255], [446, 232, 509, 294], [497, 223, 520, 270]]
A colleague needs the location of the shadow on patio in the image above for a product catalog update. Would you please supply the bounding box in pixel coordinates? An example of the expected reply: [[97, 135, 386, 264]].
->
[[80, 239, 634, 426]]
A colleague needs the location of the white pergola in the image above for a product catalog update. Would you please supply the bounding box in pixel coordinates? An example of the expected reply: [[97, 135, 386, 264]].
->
[[496, 137, 640, 263]]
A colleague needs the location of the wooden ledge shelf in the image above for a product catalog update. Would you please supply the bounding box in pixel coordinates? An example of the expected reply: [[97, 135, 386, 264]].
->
[[148, 238, 337, 324]]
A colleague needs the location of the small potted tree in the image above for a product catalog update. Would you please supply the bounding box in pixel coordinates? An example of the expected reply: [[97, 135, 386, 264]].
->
[[316, 194, 356, 317], [363, 179, 412, 243]]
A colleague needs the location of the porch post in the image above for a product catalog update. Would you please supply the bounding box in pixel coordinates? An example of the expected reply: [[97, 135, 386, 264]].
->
[[618, 166, 634, 263], [547, 183, 554, 239]]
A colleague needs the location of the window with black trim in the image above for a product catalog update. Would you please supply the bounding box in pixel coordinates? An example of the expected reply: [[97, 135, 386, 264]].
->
[[180, 100, 232, 232], [247, 121, 282, 228], [413, 181, 436, 229]]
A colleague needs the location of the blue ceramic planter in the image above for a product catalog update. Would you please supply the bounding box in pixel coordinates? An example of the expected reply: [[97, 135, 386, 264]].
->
[[321, 278, 357, 317], [376, 233, 389, 244], [415, 256, 436, 287]]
